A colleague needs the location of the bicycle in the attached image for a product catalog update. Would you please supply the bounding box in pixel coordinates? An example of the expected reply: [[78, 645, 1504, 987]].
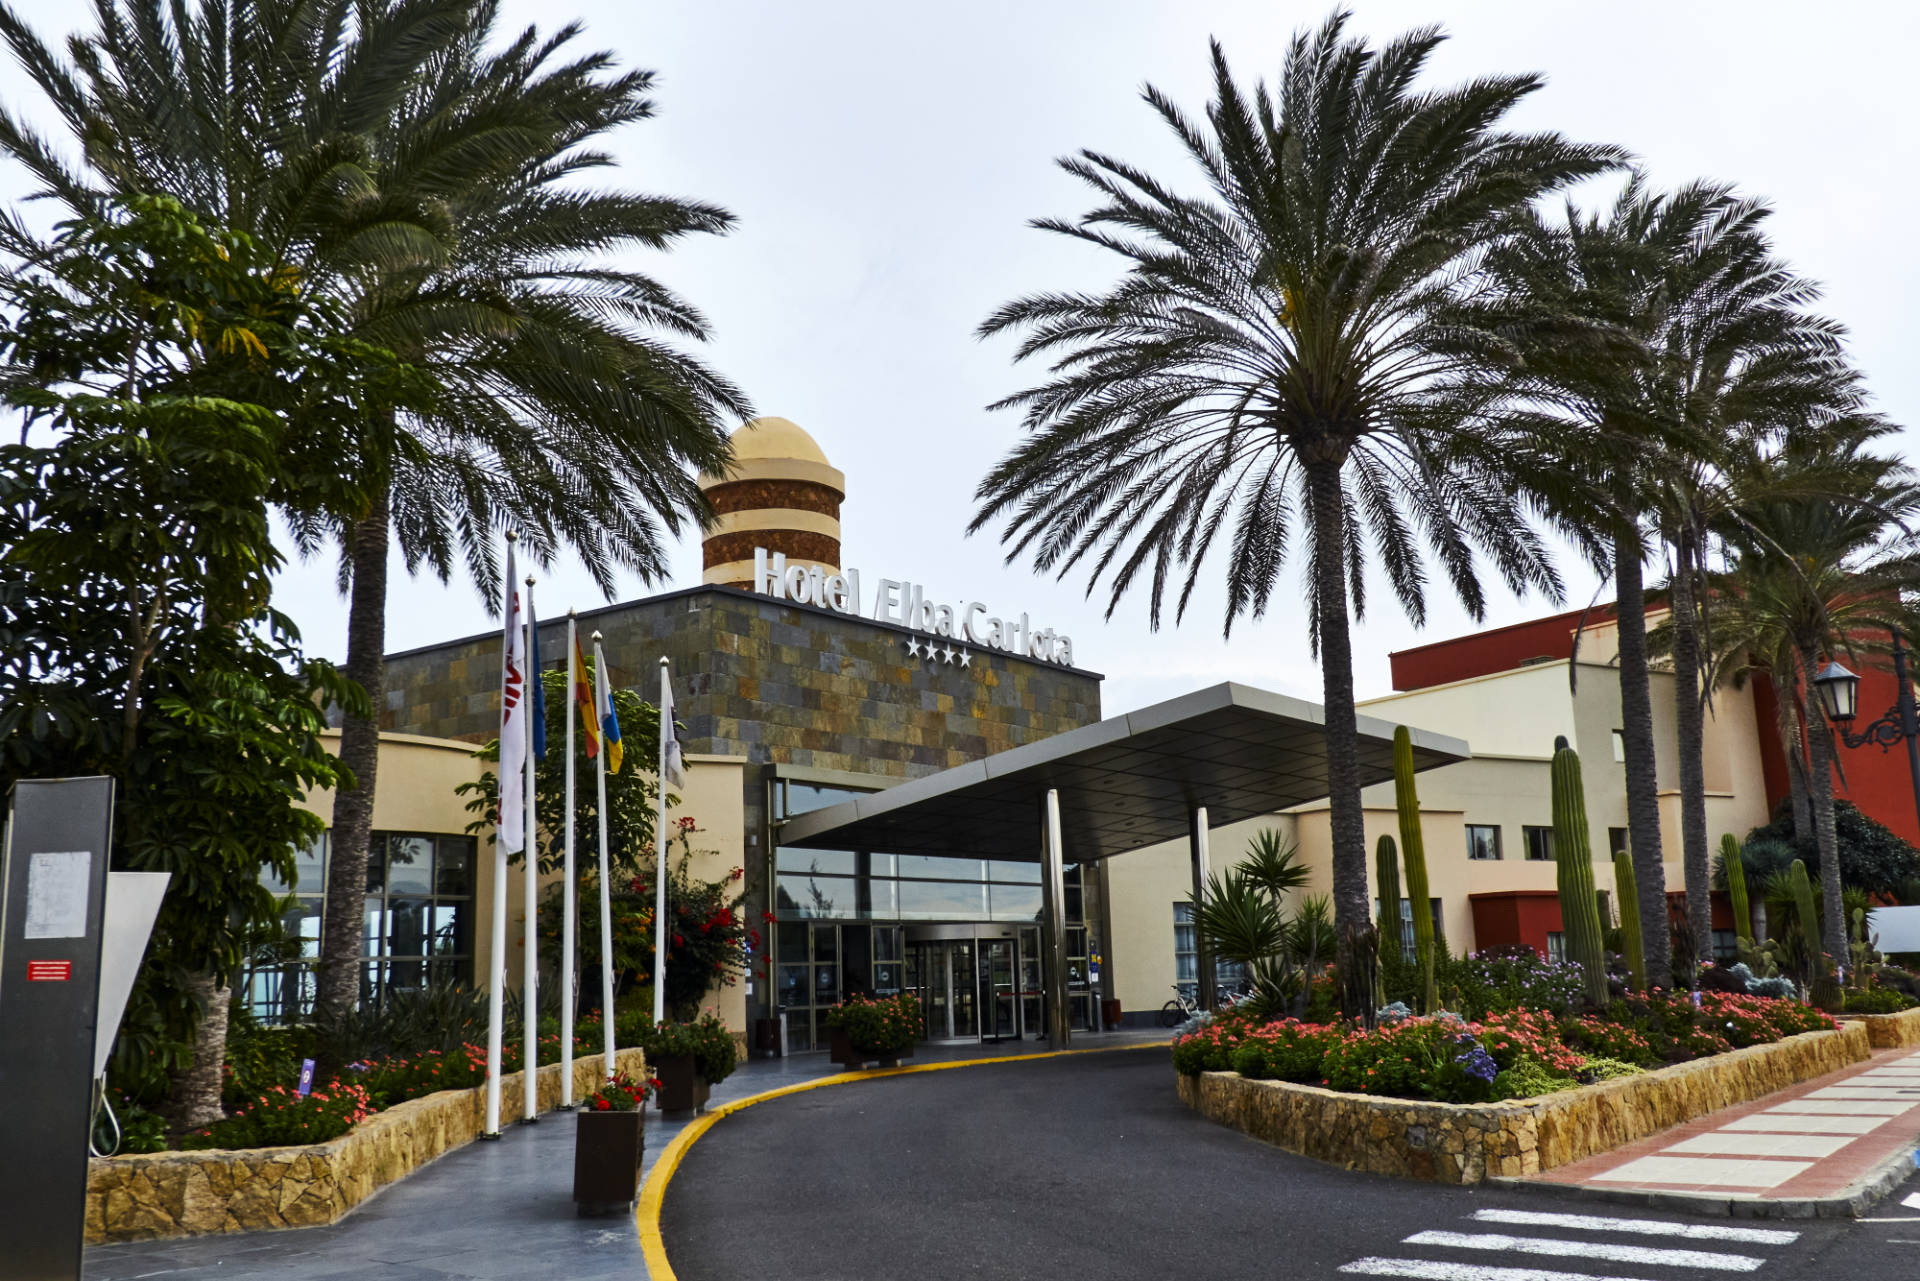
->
[[1158, 983, 1201, 1027]]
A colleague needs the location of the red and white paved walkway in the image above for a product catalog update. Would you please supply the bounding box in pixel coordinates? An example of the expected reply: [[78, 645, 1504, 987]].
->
[[1536, 1046, 1920, 1201]]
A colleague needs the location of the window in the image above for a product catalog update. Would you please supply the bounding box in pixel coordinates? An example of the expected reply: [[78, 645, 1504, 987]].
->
[[1608, 828, 1629, 858], [771, 779, 872, 820], [1172, 902, 1245, 997], [1466, 825, 1502, 861], [1545, 932, 1566, 963], [1522, 826, 1555, 861], [1712, 929, 1737, 963], [1387, 898, 1447, 963], [242, 831, 475, 1022], [1611, 730, 1626, 763]]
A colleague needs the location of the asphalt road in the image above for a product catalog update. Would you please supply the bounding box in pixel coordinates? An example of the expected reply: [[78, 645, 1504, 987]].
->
[[661, 1047, 1920, 1281]]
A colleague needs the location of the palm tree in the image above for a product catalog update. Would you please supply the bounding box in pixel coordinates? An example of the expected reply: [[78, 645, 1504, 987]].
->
[[1478, 179, 1845, 982], [1705, 430, 1920, 964], [970, 12, 1623, 987], [0, 0, 749, 1021]]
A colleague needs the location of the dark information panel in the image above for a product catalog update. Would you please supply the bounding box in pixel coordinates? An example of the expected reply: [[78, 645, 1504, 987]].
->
[[0, 777, 115, 1281]]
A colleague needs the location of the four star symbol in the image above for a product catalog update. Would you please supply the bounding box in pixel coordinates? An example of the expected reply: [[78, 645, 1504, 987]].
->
[[902, 635, 973, 669]]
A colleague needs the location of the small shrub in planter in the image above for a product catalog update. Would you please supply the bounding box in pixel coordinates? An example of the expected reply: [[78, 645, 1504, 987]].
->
[[1561, 1015, 1657, 1066], [1170, 1006, 1268, 1076], [1446, 949, 1588, 1020], [640, 1011, 739, 1086], [1843, 986, 1917, 1014], [824, 993, 922, 1060]]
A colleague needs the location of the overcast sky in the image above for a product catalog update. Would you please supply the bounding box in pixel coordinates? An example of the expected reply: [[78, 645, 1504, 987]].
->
[[4, 2, 1915, 716]]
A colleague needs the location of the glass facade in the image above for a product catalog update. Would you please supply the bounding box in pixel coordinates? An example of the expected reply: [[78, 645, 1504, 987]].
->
[[771, 833, 1094, 1050], [243, 831, 476, 1021]]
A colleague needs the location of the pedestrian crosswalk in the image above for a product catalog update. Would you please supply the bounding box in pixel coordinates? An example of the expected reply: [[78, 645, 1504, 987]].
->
[[1339, 1208, 1801, 1281]]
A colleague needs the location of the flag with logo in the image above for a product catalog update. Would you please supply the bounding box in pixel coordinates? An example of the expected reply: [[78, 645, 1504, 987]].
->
[[659, 671, 684, 790], [497, 538, 527, 851], [572, 635, 600, 758], [593, 638, 623, 774]]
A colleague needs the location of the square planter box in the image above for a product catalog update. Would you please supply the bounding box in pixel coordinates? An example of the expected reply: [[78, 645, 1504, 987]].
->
[[654, 1054, 706, 1119], [572, 1109, 644, 1215]]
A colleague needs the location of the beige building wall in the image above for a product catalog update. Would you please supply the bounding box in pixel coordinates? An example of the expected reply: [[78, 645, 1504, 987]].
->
[[297, 735, 751, 1033]]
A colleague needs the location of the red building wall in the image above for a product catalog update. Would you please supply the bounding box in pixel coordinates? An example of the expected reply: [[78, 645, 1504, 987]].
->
[[1390, 604, 1617, 692], [1753, 659, 1920, 848]]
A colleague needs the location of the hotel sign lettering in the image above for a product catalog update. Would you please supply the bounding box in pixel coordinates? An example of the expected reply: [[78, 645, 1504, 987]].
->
[[750, 548, 1076, 667]]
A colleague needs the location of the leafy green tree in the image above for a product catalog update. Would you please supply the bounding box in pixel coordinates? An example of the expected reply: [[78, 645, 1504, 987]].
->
[[0, 1, 751, 1022], [0, 197, 372, 1127], [970, 12, 1621, 992]]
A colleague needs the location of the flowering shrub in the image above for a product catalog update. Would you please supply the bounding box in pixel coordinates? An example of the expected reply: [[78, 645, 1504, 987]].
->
[[1228, 1020, 1341, 1082], [824, 992, 923, 1056], [180, 1081, 373, 1150], [583, 1071, 659, 1112], [1320, 1016, 1495, 1102], [1561, 1015, 1657, 1066], [1170, 1007, 1266, 1076], [1447, 949, 1588, 1020], [1843, 986, 1916, 1014], [1477, 1008, 1585, 1075]]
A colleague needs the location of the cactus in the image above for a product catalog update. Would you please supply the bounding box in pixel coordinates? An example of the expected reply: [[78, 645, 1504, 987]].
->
[[1613, 849, 1646, 992], [1392, 726, 1437, 1013], [1550, 736, 1609, 1008], [1721, 833, 1752, 949], [1373, 834, 1401, 1008], [1788, 859, 1820, 967]]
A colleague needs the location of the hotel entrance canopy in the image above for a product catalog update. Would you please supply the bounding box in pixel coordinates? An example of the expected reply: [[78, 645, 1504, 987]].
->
[[778, 681, 1470, 862]]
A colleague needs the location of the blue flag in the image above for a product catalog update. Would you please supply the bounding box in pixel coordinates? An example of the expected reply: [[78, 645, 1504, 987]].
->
[[527, 584, 547, 761]]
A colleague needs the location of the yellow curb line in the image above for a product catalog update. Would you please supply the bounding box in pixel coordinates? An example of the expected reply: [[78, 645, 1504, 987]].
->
[[635, 1039, 1168, 1280]]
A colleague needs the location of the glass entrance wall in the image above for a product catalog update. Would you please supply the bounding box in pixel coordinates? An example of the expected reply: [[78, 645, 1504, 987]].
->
[[771, 841, 1093, 1050]]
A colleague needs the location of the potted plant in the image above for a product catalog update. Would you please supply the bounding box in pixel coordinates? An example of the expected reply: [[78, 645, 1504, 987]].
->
[[823, 993, 922, 1068], [641, 1011, 738, 1118], [572, 1071, 657, 1215]]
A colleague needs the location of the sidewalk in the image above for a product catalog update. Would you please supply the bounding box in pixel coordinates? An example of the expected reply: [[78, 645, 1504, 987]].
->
[[83, 1028, 1168, 1281], [1507, 1044, 1920, 1215]]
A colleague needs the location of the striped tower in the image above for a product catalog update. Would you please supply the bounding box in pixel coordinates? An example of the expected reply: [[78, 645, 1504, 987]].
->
[[699, 417, 845, 588]]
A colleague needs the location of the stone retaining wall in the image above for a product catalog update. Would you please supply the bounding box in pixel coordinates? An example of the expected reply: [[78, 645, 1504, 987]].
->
[[1176, 1023, 1870, 1185], [1848, 1006, 1920, 1048], [87, 1049, 649, 1244]]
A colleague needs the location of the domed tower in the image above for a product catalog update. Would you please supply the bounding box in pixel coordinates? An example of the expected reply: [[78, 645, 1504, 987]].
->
[[698, 417, 846, 588]]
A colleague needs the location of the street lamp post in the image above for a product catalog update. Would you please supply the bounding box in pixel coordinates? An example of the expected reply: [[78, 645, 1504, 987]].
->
[[1810, 628, 1920, 835]]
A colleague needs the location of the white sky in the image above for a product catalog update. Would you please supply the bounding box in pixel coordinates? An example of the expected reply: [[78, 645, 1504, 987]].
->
[[3, 2, 1915, 716]]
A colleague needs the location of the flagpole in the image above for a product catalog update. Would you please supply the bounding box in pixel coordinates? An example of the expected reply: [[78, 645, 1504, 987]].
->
[[560, 610, 578, 1109], [593, 633, 616, 1081], [484, 532, 518, 1140], [522, 575, 539, 1124], [653, 657, 670, 1027]]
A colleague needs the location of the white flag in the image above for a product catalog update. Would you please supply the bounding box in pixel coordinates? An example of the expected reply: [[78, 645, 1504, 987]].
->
[[659, 671, 685, 790], [498, 538, 527, 852]]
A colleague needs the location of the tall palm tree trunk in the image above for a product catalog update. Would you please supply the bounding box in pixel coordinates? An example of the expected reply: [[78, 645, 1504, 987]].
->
[[1614, 527, 1672, 984], [1770, 679, 1813, 842], [318, 488, 391, 1022], [1307, 459, 1368, 1006], [166, 971, 231, 1132], [1669, 533, 1713, 964], [1797, 645, 1848, 964]]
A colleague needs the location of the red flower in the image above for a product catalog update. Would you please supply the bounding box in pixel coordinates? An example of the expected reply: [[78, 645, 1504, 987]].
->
[[762, 910, 776, 923], [595, 1098, 611, 1111]]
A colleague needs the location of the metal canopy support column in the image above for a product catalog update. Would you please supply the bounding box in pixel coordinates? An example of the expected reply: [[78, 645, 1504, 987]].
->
[[1190, 806, 1215, 1015], [1041, 788, 1070, 1049]]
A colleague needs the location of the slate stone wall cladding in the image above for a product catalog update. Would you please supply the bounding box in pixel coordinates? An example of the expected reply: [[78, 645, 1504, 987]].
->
[[381, 584, 1102, 776]]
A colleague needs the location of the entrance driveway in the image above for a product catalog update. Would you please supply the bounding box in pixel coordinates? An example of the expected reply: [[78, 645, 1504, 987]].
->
[[662, 1050, 1920, 1281]]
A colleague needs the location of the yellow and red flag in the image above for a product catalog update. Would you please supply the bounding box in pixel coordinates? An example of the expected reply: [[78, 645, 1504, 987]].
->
[[573, 635, 600, 758]]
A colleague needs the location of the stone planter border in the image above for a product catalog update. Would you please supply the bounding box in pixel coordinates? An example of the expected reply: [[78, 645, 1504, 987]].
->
[[1841, 1005, 1920, 1048], [1176, 1022, 1870, 1185], [87, 1048, 649, 1244]]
